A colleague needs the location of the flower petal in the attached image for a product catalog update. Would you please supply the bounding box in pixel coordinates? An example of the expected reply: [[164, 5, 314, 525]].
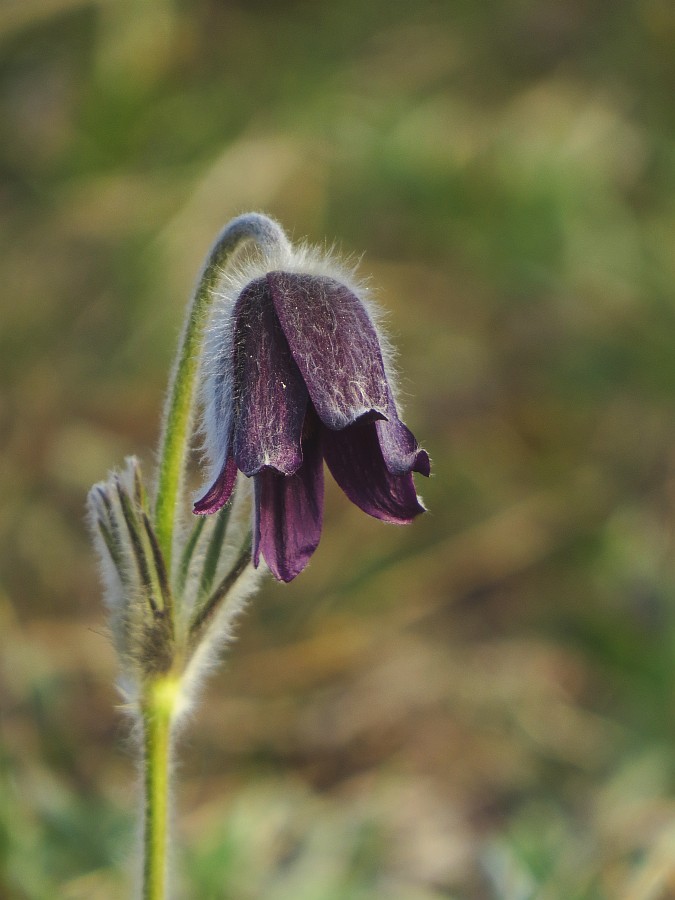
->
[[267, 272, 390, 430], [323, 421, 425, 523], [253, 432, 324, 582], [193, 455, 238, 515], [232, 277, 308, 477], [376, 416, 431, 476]]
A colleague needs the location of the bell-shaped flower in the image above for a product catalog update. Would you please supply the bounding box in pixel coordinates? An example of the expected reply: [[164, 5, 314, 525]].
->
[[194, 251, 429, 582]]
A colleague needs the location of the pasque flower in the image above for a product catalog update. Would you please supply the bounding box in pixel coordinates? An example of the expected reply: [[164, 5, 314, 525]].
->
[[87, 214, 431, 900], [194, 249, 430, 582]]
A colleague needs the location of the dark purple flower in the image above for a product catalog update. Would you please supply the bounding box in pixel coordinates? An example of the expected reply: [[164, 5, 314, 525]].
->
[[194, 270, 429, 582]]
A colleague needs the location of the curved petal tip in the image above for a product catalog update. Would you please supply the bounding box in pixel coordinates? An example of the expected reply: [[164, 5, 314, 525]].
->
[[414, 449, 431, 477], [193, 456, 238, 516]]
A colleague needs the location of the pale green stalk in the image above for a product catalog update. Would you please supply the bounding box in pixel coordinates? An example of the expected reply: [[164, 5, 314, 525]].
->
[[153, 214, 290, 573], [141, 676, 179, 900]]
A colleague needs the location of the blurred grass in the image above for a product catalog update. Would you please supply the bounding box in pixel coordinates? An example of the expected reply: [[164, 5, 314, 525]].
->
[[1, 0, 674, 897]]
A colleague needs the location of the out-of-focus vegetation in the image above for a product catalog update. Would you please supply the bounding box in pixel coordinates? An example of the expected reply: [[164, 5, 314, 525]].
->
[[1, 0, 674, 897]]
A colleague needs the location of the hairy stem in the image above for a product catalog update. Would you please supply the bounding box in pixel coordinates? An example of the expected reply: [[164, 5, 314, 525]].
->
[[141, 676, 179, 900], [153, 213, 290, 573]]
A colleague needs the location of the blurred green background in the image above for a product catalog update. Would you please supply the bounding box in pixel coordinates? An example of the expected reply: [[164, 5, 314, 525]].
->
[[1, 0, 674, 897]]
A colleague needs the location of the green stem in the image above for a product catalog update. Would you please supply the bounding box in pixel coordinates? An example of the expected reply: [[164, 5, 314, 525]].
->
[[153, 214, 290, 574], [141, 676, 179, 900]]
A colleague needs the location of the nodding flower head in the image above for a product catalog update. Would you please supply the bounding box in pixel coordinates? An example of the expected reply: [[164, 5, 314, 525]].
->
[[194, 244, 430, 583]]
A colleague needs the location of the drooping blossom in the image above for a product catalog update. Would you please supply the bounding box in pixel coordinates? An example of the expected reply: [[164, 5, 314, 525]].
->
[[194, 248, 429, 582]]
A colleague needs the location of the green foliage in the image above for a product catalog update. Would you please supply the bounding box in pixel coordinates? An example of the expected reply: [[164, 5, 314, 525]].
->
[[1, 0, 674, 896]]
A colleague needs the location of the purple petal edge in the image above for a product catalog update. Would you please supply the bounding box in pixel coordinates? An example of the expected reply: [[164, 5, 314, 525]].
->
[[193, 456, 238, 515]]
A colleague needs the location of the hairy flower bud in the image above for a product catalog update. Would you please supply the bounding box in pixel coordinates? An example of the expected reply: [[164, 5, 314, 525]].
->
[[195, 245, 430, 582]]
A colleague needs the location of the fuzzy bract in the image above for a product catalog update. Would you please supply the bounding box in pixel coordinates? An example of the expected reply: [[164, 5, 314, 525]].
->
[[195, 256, 429, 582]]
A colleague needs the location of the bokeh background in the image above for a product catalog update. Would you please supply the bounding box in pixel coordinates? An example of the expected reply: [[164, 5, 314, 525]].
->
[[1, 1, 675, 897]]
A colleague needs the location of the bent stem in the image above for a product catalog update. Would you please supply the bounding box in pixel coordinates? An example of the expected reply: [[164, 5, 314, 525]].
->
[[141, 214, 290, 898], [153, 214, 290, 572], [141, 676, 179, 900]]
